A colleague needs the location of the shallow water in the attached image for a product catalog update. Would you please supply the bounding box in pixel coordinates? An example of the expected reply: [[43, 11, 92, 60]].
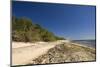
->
[[71, 40, 96, 48]]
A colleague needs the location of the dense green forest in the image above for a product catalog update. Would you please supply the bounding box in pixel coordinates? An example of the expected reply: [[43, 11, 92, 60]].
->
[[12, 16, 65, 42]]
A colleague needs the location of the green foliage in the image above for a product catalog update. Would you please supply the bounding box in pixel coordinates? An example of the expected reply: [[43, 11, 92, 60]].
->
[[12, 16, 65, 42], [55, 36, 65, 40]]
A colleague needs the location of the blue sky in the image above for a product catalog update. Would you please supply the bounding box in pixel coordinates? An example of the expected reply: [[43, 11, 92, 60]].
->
[[12, 1, 96, 40]]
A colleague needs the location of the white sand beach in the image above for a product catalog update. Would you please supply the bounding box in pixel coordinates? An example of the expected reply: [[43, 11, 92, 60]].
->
[[12, 40, 69, 65]]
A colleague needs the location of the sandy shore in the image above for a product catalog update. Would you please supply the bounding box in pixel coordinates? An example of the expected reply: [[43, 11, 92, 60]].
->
[[12, 40, 95, 66], [31, 43, 95, 64], [12, 40, 69, 65]]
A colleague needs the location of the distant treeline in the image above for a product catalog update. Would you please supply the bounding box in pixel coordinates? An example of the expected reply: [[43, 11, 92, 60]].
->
[[12, 16, 65, 42]]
